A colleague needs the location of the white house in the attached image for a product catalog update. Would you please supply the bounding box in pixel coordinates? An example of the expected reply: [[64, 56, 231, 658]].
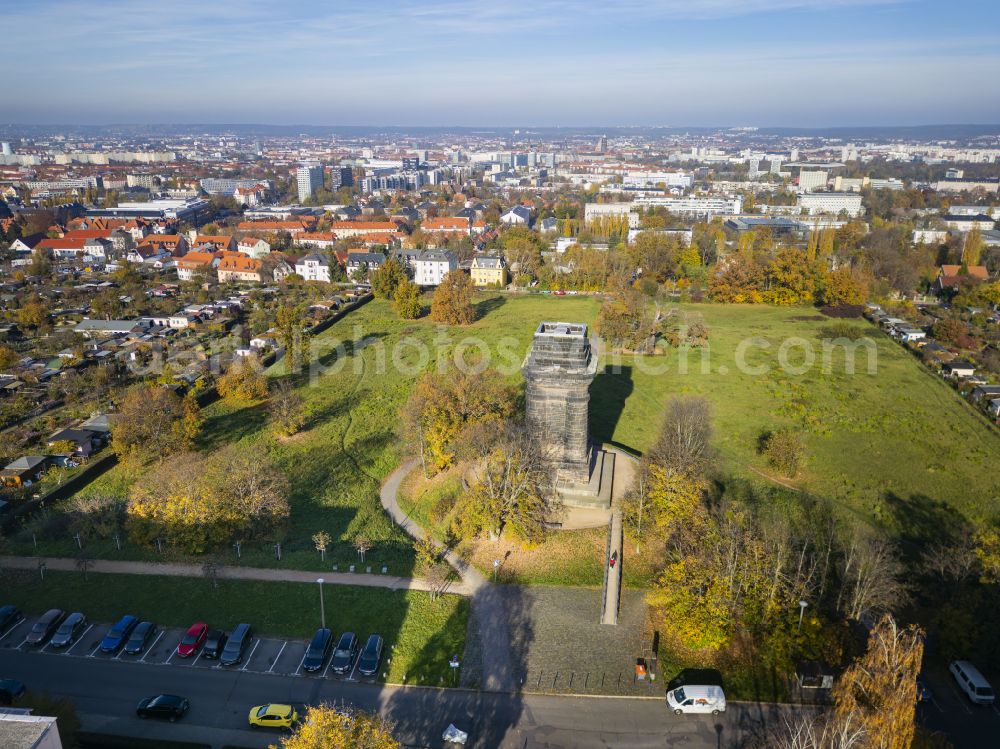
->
[[237, 238, 271, 258], [413, 249, 457, 286], [500, 205, 532, 226], [295, 253, 332, 283]]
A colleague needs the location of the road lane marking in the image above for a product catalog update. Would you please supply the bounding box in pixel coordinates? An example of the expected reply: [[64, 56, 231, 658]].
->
[[240, 640, 261, 672], [140, 631, 165, 662], [267, 641, 287, 673]]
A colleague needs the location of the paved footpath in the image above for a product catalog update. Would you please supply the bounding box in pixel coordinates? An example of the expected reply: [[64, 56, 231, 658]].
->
[[381, 459, 517, 692], [0, 554, 473, 595]]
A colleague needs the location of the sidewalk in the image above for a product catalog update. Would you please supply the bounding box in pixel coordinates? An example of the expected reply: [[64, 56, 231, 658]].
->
[[0, 554, 473, 596], [380, 460, 516, 691]]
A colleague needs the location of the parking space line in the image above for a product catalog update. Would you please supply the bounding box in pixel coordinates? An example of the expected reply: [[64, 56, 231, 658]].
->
[[323, 655, 335, 679], [192, 650, 203, 666], [165, 645, 178, 665], [293, 650, 307, 677], [240, 640, 261, 672], [69, 625, 95, 654], [0, 620, 25, 643], [992, 704, 1000, 718], [15, 636, 31, 650], [947, 682, 973, 715], [267, 641, 287, 673], [140, 631, 164, 662], [346, 653, 361, 682], [86, 641, 102, 658]]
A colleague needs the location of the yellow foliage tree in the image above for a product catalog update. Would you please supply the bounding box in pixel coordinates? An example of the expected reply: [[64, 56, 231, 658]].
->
[[273, 705, 399, 749], [429, 270, 475, 325], [218, 355, 269, 402], [833, 614, 924, 749]]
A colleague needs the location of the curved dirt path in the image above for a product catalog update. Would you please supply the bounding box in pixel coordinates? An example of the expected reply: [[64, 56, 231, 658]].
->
[[380, 460, 517, 692]]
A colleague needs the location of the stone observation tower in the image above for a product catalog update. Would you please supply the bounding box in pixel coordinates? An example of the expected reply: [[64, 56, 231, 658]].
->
[[522, 322, 614, 509]]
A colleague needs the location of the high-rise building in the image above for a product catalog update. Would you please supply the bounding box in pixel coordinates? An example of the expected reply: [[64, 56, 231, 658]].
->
[[595, 135, 608, 153], [296, 163, 324, 202], [0, 142, 11, 156], [330, 166, 353, 189]]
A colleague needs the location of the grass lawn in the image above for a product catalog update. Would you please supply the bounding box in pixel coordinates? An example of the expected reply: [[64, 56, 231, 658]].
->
[[0, 569, 467, 686], [11, 295, 1000, 580]]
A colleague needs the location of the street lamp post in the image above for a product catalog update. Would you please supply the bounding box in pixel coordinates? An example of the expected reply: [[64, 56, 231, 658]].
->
[[798, 599, 808, 631], [317, 578, 326, 629]]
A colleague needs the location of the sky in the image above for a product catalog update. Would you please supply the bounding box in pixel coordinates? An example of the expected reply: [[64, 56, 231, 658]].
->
[[6, 0, 1000, 127]]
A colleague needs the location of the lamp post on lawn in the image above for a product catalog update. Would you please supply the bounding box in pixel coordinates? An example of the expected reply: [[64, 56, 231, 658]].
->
[[317, 578, 326, 629], [798, 599, 808, 631]]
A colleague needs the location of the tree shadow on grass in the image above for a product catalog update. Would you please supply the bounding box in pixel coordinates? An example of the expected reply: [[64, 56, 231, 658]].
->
[[883, 491, 971, 554], [589, 364, 634, 447], [196, 401, 269, 451], [474, 294, 505, 321]]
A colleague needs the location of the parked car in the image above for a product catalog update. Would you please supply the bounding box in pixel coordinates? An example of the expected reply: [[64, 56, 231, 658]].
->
[[220, 623, 252, 666], [136, 694, 189, 722], [202, 629, 227, 660], [100, 615, 139, 653], [248, 703, 297, 729], [25, 609, 66, 647], [0, 679, 26, 705], [330, 632, 359, 675], [949, 660, 995, 705], [125, 621, 157, 655], [176, 622, 208, 658], [302, 628, 333, 673], [0, 605, 23, 636], [357, 634, 384, 677], [50, 612, 88, 648], [666, 684, 727, 715]]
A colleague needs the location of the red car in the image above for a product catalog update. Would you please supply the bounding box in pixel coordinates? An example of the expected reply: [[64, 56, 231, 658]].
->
[[176, 622, 208, 658]]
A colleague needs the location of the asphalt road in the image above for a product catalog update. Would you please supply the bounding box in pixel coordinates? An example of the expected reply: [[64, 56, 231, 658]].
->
[[0, 639, 806, 749]]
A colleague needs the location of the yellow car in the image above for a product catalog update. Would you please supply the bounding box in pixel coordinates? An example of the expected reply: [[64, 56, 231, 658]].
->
[[248, 703, 298, 729]]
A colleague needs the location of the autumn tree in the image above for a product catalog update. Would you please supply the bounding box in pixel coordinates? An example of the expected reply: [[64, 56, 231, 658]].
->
[[646, 396, 714, 474], [276, 704, 400, 749], [762, 429, 806, 477], [459, 420, 554, 544], [276, 303, 311, 372], [112, 384, 202, 460], [401, 366, 516, 474], [833, 614, 924, 749], [312, 530, 331, 561], [371, 257, 408, 299], [269, 379, 306, 436], [708, 254, 765, 303], [126, 446, 290, 553], [17, 296, 49, 332], [429, 269, 475, 325], [595, 288, 661, 352], [817, 267, 869, 306], [392, 279, 422, 319], [0, 344, 19, 371], [836, 529, 907, 622], [218, 354, 268, 402]]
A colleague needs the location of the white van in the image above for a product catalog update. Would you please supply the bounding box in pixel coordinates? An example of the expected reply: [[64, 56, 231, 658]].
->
[[666, 684, 726, 715], [949, 660, 995, 705]]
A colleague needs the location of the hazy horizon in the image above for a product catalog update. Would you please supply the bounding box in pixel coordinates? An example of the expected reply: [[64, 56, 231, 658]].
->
[[8, 0, 1000, 126]]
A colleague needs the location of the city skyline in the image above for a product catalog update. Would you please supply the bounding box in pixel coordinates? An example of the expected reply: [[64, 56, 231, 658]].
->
[[7, 0, 1000, 126]]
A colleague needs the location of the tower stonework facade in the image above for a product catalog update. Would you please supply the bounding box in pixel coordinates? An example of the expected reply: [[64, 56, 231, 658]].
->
[[523, 323, 613, 509]]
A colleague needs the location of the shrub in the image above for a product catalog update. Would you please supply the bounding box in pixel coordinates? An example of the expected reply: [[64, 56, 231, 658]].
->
[[760, 429, 806, 478]]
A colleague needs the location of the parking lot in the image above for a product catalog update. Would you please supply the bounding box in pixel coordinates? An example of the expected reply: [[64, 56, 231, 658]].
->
[[0, 613, 380, 682]]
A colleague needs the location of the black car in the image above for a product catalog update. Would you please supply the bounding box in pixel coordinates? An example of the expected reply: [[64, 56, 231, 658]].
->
[[136, 694, 189, 722], [0, 679, 26, 706], [357, 634, 384, 677], [25, 609, 66, 647], [220, 623, 252, 666], [124, 621, 157, 655], [202, 629, 227, 660], [0, 605, 23, 635], [330, 632, 359, 675], [302, 628, 333, 673], [50, 612, 88, 648]]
